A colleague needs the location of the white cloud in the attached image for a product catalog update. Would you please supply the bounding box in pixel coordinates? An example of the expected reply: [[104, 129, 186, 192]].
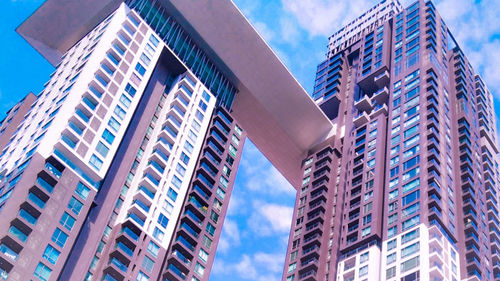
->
[[253, 21, 276, 43], [279, 16, 301, 45], [254, 252, 285, 273], [281, 0, 377, 37], [239, 142, 295, 196], [217, 218, 241, 253], [247, 201, 293, 236], [213, 252, 284, 281], [234, 255, 259, 279]]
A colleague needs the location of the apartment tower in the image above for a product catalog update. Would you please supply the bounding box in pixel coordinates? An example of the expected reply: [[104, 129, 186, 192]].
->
[[281, 0, 500, 281], [1, 0, 500, 281]]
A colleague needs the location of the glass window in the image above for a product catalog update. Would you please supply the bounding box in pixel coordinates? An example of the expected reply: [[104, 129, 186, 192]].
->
[[147, 242, 160, 258], [142, 256, 155, 272], [114, 105, 126, 120], [68, 196, 83, 215], [96, 141, 110, 158], [43, 245, 60, 264], [102, 129, 115, 145], [198, 248, 210, 264], [75, 182, 91, 200], [153, 227, 164, 242], [60, 212, 76, 231], [137, 271, 149, 281], [167, 188, 178, 202], [51, 228, 68, 247], [34, 263, 52, 281], [108, 117, 121, 132], [158, 214, 169, 228]]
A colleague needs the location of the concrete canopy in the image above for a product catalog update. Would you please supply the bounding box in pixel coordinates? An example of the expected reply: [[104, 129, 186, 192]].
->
[[17, 0, 334, 188]]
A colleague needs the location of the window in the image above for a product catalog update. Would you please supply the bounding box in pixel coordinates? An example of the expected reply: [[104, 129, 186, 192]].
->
[[158, 214, 169, 228], [195, 109, 204, 121], [197, 248, 209, 263], [360, 252, 369, 263], [163, 200, 174, 214], [180, 152, 190, 165], [96, 141, 110, 158], [153, 227, 164, 242], [402, 215, 420, 231], [400, 256, 419, 273], [387, 252, 396, 264], [402, 190, 420, 206], [75, 182, 90, 200], [220, 176, 229, 188], [102, 129, 115, 144], [388, 213, 398, 225], [359, 265, 368, 276], [216, 187, 226, 200], [68, 196, 83, 215], [51, 228, 68, 247], [60, 212, 76, 230], [135, 63, 146, 76], [147, 241, 160, 258], [125, 83, 137, 97], [206, 223, 216, 236], [202, 235, 212, 249], [89, 154, 103, 170], [388, 226, 397, 238], [401, 242, 420, 258], [167, 188, 178, 202], [149, 35, 160, 47], [34, 263, 52, 281], [288, 262, 297, 273], [210, 211, 219, 223], [184, 141, 194, 153], [361, 227, 371, 238], [387, 239, 397, 250], [114, 105, 126, 120], [137, 271, 149, 281], [175, 164, 186, 177], [363, 214, 372, 225], [229, 145, 237, 157], [43, 245, 60, 264], [142, 256, 155, 272], [195, 262, 205, 277], [108, 117, 121, 132], [386, 266, 396, 279], [119, 94, 132, 108]]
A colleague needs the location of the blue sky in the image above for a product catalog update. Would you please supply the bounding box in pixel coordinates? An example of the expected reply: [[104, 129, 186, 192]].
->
[[1, 1, 500, 281]]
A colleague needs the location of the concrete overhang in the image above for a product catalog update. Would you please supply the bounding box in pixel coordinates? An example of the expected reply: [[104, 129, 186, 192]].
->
[[17, 0, 335, 188]]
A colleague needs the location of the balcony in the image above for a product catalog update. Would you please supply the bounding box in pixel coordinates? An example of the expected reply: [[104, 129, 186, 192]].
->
[[137, 185, 155, 201], [370, 103, 388, 118], [126, 212, 145, 227], [115, 241, 134, 257], [354, 112, 370, 127], [354, 95, 372, 112], [166, 263, 187, 280], [169, 249, 192, 271], [176, 234, 196, 252], [120, 225, 140, 242], [109, 257, 128, 273], [371, 87, 389, 104]]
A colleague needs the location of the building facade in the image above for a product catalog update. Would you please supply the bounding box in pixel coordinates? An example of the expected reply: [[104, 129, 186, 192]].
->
[[0, 2, 245, 281], [282, 0, 500, 281], [1, 0, 500, 281]]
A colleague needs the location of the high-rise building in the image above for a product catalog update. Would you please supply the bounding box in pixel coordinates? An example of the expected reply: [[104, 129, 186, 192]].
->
[[0, 0, 332, 281], [1, 0, 500, 281], [282, 0, 500, 281]]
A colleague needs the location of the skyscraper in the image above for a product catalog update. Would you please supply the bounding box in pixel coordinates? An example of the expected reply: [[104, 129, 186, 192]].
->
[[282, 0, 500, 281], [1, 0, 500, 281], [1, 0, 332, 280]]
